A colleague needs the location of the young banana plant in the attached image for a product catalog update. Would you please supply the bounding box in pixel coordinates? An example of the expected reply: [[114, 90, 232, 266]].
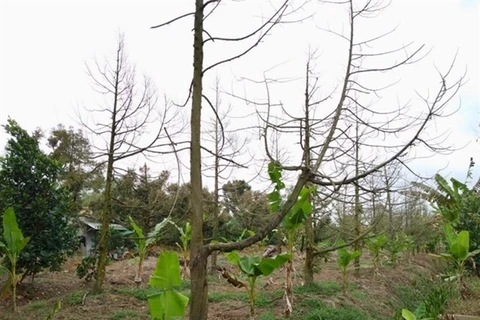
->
[[148, 251, 189, 320], [336, 239, 362, 290], [129, 216, 171, 286], [365, 233, 387, 278], [0, 207, 30, 312], [170, 221, 191, 279], [224, 250, 291, 319], [267, 161, 316, 317], [431, 223, 480, 284]]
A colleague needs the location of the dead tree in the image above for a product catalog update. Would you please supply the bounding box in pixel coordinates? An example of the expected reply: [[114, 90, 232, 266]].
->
[[79, 34, 179, 293]]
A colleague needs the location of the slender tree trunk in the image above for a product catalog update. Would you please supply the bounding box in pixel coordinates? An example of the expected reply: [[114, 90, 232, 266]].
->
[[93, 45, 121, 293], [189, 0, 208, 318], [353, 106, 361, 278], [384, 167, 393, 238], [285, 232, 294, 317], [210, 84, 221, 273], [303, 63, 315, 285]]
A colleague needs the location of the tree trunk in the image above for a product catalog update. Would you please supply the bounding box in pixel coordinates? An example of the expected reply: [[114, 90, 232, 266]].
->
[[189, 0, 209, 319], [93, 37, 121, 293], [353, 106, 361, 278], [210, 84, 221, 273]]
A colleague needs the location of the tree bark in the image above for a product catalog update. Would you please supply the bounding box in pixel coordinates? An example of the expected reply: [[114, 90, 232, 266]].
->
[[93, 43, 121, 293], [189, 0, 208, 318]]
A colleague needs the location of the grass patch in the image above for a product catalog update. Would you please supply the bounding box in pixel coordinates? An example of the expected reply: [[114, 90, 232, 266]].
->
[[258, 310, 279, 320], [304, 305, 369, 320], [64, 290, 85, 305], [24, 300, 47, 311], [208, 291, 247, 303], [350, 289, 368, 300], [297, 298, 327, 309], [110, 309, 140, 320], [294, 281, 341, 296], [115, 287, 162, 300]]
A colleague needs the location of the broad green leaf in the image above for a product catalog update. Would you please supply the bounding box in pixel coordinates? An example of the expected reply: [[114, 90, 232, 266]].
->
[[148, 291, 189, 320], [146, 217, 171, 247], [402, 308, 417, 320], [255, 253, 291, 276], [225, 251, 240, 265], [128, 216, 145, 249], [149, 251, 182, 289]]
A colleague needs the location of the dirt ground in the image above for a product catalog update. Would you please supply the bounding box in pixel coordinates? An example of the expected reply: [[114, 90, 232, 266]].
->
[[1, 251, 479, 320]]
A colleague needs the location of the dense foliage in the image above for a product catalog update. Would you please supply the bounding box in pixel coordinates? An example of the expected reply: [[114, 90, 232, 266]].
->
[[0, 119, 77, 277]]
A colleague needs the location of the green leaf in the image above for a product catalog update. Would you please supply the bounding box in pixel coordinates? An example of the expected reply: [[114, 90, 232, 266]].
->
[[255, 253, 291, 276], [146, 217, 171, 247], [148, 290, 189, 320], [149, 251, 182, 290], [402, 309, 417, 320]]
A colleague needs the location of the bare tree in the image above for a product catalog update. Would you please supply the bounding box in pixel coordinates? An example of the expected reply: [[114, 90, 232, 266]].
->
[[151, 0, 463, 318], [79, 34, 178, 293]]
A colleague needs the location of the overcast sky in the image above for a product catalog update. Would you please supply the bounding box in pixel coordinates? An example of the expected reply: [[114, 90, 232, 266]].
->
[[0, 0, 479, 190]]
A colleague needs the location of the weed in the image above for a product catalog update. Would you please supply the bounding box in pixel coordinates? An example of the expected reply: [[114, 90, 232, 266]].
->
[[115, 287, 162, 300], [350, 289, 368, 300], [258, 311, 279, 320], [24, 300, 47, 311], [110, 309, 140, 320], [65, 291, 85, 305], [294, 281, 341, 296], [304, 305, 369, 320], [208, 291, 247, 303]]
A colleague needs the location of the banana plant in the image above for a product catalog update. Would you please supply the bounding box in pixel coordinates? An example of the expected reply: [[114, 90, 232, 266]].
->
[[129, 216, 171, 286], [401, 307, 434, 320], [0, 207, 31, 312], [337, 239, 362, 290], [431, 223, 480, 283], [148, 251, 189, 320], [365, 233, 387, 278], [170, 221, 191, 279], [386, 233, 407, 267], [225, 251, 291, 319]]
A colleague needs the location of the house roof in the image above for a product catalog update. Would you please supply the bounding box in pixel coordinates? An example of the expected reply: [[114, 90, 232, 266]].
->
[[78, 216, 128, 231]]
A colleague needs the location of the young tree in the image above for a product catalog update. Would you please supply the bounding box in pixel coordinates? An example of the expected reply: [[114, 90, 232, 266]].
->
[[0, 119, 77, 279], [79, 34, 177, 293]]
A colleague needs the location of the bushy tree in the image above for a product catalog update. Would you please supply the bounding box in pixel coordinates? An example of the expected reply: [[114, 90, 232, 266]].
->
[[0, 119, 77, 278]]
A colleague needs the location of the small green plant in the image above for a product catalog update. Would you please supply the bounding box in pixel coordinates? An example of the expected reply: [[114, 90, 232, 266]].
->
[[431, 223, 480, 284], [366, 233, 387, 278], [44, 301, 61, 320], [76, 255, 98, 282], [224, 250, 291, 319], [336, 239, 362, 290], [147, 251, 189, 320], [129, 216, 170, 286], [386, 233, 407, 267], [170, 221, 191, 279], [0, 207, 31, 312]]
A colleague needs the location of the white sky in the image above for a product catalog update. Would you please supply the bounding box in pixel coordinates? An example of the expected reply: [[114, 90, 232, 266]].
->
[[0, 0, 479, 190]]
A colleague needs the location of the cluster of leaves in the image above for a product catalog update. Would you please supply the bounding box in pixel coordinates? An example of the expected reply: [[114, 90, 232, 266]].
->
[[365, 233, 388, 277], [76, 255, 98, 282], [385, 232, 411, 267], [0, 119, 77, 278], [402, 284, 453, 320], [431, 224, 480, 283]]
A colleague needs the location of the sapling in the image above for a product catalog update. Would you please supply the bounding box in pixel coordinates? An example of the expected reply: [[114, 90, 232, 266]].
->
[[224, 250, 291, 319], [147, 251, 189, 320], [0, 207, 31, 312], [386, 233, 407, 267], [129, 216, 171, 286], [336, 239, 362, 290], [365, 233, 387, 278]]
